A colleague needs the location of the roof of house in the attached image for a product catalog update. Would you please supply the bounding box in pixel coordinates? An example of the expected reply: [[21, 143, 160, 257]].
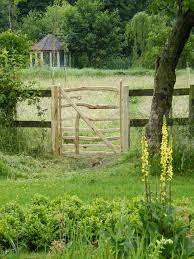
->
[[31, 34, 63, 51]]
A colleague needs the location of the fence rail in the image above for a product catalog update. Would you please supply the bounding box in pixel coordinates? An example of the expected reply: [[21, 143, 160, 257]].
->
[[20, 87, 191, 98], [14, 85, 193, 128], [128, 88, 190, 96], [13, 118, 189, 129]]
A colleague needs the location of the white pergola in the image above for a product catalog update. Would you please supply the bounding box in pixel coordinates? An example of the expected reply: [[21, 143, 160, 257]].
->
[[30, 34, 71, 67]]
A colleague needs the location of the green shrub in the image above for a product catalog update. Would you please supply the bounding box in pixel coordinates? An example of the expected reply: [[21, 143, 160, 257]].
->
[[0, 49, 23, 123], [0, 195, 192, 257], [0, 31, 30, 68]]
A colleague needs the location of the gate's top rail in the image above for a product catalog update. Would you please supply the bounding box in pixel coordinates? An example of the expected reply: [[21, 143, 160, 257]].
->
[[63, 86, 118, 92]]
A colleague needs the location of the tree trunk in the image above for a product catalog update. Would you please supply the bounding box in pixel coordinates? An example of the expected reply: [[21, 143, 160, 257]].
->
[[8, 0, 12, 30], [146, 9, 194, 151]]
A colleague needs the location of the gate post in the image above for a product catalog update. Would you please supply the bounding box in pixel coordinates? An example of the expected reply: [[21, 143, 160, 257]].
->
[[189, 84, 194, 136], [51, 86, 61, 155], [120, 80, 129, 152]]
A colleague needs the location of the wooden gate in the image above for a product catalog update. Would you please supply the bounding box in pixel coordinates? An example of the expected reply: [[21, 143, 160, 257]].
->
[[51, 82, 129, 155]]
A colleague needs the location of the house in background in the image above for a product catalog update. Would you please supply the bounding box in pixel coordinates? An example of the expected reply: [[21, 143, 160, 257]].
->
[[30, 34, 71, 67]]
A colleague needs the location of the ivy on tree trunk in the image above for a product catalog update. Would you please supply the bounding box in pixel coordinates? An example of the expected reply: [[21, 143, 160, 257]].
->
[[146, 8, 194, 150]]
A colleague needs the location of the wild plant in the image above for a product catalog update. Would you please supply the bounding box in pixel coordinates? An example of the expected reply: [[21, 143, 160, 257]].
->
[[141, 117, 173, 204]]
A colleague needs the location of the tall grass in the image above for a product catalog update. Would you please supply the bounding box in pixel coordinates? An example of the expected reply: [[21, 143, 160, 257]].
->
[[20, 67, 155, 81], [0, 126, 51, 156], [20, 66, 194, 81]]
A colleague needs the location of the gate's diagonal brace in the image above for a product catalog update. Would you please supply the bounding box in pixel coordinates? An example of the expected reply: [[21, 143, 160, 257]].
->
[[61, 90, 119, 154]]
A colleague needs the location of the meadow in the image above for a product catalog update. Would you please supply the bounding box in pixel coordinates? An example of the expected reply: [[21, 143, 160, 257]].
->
[[17, 67, 192, 121], [0, 67, 193, 258], [2, 67, 194, 204]]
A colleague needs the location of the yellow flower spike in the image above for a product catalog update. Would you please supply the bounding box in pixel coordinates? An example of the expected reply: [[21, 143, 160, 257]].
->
[[167, 145, 173, 182], [141, 134, 150, 202], [141, 135, 149, 182], [160, 117, 173, 203]]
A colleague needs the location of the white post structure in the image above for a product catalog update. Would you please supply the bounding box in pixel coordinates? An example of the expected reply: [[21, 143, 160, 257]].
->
[[50, 52, 53, 67], [68, 52, 72, 67], [120, 80, 129, 152], [30, 52, 33, 67], [57, 52, 60, 67], [34, 52, 38, 66], [40, 52, 44, 66], [64, 53, 67, 67]]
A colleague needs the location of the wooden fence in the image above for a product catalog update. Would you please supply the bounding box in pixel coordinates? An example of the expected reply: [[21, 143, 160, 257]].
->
[[13, 84, 194, 154]]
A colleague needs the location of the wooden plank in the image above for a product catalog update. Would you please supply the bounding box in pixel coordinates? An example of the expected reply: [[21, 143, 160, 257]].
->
[[61, 103, 118, 110], [62, 151, 115, 155], [12, 118, 189, 129], [61, 90, 119, 153], [63, 144, 119, 148], [62, 127, 120, 133], [130, 118, 189, 127], [22, 89, 51, 98], [130, 119, 149, 127], [75, 113, 80, 154], [120, 81, 129, 152], [61, 117, 120, 122], [173, 88, 190, 96], [63, 136, 120, 142], [58, 87, 62, 155], [128, 88, 189, 96], [62, 86, 118, 92], [13, 121, 51, 128], [12, 87, 189, 100], [51, 86, 60, 155], [129, 89, 153, 96]]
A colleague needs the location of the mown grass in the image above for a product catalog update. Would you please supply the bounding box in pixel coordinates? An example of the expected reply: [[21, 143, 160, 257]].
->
[[0, 152, 193, 212]]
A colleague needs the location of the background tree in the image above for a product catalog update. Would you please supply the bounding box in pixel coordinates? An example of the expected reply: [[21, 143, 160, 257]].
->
[[125, 12, 171, 68], [146, 0, 194, 150], [17, 0, 54, 17], [21, 11, 49, 41], [21, 0, 122, 68], [0, 0, 24, 31], [103, 0, 149, 22]]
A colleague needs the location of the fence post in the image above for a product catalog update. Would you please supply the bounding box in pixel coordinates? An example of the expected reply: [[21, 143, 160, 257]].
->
[[120, 80, 129, 152], [75, 113, 80, 154], [51, 86, 60, 155], [189, 84, 194, 135], [58, 87, 62, 155]]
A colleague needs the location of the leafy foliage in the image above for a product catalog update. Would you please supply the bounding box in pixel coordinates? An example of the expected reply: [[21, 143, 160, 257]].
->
[[21, 11, 49, 42], [126, 12, 171, 68], [103, 0, 149, 22], [0, 31, 30, 68], [0, 49, 22, 123], [0, 195, 192, 257], [149, 0, 194, 13]]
